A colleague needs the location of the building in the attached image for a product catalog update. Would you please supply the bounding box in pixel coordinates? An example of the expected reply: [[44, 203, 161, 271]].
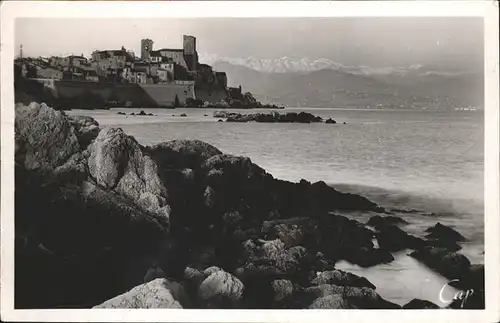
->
[[35, 67, 63, 80], [141, 39, 154, 61], [68, 55, 88, 66]]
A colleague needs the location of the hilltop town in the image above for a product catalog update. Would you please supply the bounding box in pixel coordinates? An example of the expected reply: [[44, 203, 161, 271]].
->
[[14, 35, 283, 110]]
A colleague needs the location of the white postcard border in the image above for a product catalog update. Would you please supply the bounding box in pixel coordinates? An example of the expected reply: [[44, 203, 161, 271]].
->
[[1, 1, 499, 322]]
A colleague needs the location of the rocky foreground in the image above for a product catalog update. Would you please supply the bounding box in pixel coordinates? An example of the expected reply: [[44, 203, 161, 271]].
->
[[15, 102, 484, 309]]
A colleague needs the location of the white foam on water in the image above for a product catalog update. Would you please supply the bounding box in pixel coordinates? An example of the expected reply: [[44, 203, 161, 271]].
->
[[335, 252, 459, 307]]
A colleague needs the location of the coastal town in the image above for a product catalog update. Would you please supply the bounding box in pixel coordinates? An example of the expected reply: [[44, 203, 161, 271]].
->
[[14, 35, 279, 109]]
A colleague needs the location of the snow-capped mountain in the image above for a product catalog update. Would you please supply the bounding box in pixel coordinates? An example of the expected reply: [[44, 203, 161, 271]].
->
[[208, 58, 483, 109], [198, 53, 472, 77]]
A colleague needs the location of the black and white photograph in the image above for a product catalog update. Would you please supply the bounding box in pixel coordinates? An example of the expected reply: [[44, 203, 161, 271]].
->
[[1, 1, 499, 322]]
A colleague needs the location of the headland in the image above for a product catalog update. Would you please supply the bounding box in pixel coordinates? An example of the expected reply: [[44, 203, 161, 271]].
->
[[14, 35, 284, 110]]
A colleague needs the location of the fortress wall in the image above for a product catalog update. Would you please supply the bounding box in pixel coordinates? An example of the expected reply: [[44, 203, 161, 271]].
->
[[138, 83, 195, 107], [53, 81, 114, 100], [195, 88, 228, 104], [45, 80, 195, 107]]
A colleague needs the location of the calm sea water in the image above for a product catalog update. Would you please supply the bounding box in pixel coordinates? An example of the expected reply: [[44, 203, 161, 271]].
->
[[67, 107, 484, 307]]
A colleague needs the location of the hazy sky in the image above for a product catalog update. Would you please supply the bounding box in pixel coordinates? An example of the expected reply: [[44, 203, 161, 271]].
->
[[16, 17, 483, 70]]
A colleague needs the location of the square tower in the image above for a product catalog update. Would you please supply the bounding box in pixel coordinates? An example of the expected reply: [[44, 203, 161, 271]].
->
[[141, 39, 154, 61], [183, 35, 198, 71], [183, 35, 196, 55]]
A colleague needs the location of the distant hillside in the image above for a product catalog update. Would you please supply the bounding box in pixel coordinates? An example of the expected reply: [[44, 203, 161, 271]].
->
[[212, 61, 483, 109]]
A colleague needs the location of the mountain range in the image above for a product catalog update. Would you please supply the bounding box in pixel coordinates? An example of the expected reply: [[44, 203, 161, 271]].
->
[[200, 54, 483, 109]]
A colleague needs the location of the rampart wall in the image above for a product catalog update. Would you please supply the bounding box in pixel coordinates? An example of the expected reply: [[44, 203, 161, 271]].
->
[[37, 80, 196, 107]]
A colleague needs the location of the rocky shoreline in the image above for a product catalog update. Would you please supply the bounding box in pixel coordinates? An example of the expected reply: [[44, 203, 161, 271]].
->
[[213, 111, 340, 124], [14, 102, 484, 309]]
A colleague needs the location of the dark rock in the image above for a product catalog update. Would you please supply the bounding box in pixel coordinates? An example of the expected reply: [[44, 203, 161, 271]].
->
[[148, 140, 222, 169], [447, 264, 484, 309], [148, 113, 154, 116], [138, 110, 147, 116], [224, 111, 324, 123], [325, 118, 336, 124], [93, 278, 190, 308], [409, 247, 471, 281], [67, 115, 100, 149], [143, 265, 166, 283], [311, 270, 376, 289], [270, 279, 294, 302], [180, 113, 187, 117], [198, 270, 245, 308], [402, 299, 440, 309], [204, 114, 208, 116], [308, 294, 354, 309], [261, 217, 318, 248], [218, 119, 224, 122], [425, 222, 466, 242], [14, 102, 395, 309], [367, 215, 408, 228], [189, 246, 216, 270], [424, 238, 462, 251], [344, 247, 395, 268], [213, 111, 239, 118], [117, 112, 126, 115], [300, 284, 401, 309], [375, 225, 425, 251]]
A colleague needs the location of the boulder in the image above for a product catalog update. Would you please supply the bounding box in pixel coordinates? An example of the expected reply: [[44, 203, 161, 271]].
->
[[87, 128, 170, 220], [301, 284, 400, 309], [425, 222, 466, 242], [367, 215, 408, 228], [149, 140, 222, 169], [261, 217, 318, 248], [271, 279, 294, 302], [93, 278, 190, 308], [325, 118, 337, 124], [409, 247, 471, 280], [343, 247, 395, 268], [311, 270, 376, 289], [424, 238, 462, 252], [402, 299, 440, 309], [308, 294, 353, 309], [203, 266, 223, 276], [198, 270, 245, 308], [15, 102, 80, 172], [67, 115, 100, 148], [447, 264, 484, 309], [143, 265, 166, 283], [375, 225, 425, 251]]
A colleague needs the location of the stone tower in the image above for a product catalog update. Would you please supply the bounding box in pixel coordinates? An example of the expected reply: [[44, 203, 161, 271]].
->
[[141, 39, 154, 61], [183, 35, 196, 55], [183, 35, 198, 71]]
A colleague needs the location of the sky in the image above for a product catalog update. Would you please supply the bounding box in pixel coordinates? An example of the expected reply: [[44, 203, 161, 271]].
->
[[15, 17, 483, 70]]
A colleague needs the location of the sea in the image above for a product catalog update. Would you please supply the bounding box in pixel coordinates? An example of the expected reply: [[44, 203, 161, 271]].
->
[[66, 107, 484, 307]]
